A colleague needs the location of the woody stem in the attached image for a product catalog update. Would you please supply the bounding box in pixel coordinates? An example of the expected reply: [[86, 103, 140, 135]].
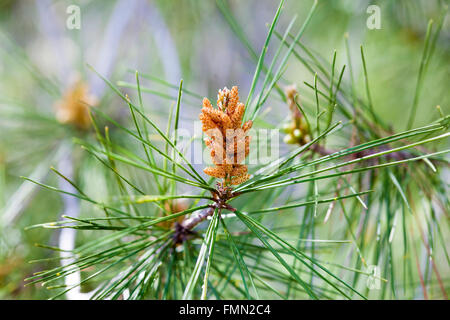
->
[[180, 205, 216, 231]]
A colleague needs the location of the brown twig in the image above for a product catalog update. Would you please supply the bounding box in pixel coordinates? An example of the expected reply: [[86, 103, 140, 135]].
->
[[174, 183, 239, 244]]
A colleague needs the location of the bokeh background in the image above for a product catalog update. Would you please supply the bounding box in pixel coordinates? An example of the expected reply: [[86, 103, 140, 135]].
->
[[0, 0, 448, 299]]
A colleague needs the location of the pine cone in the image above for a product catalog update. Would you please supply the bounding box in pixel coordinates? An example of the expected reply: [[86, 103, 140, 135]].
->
[[200, 86, 252, 185]]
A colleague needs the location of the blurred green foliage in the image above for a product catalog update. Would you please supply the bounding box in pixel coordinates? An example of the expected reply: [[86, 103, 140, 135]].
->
[[0, 0, 448, 299]]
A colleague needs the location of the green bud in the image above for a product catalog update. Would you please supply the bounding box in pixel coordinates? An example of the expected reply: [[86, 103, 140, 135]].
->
[[299, 117, 309, 132], [281, 122, 292, 134], [283, 134, 296, 144]]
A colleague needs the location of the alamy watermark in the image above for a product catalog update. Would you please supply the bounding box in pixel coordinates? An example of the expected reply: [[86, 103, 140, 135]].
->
[[172, 122, 280, 171], [366, 265, 381, 290], [66, 5, 81, 30], [366, 5, 381, 30]]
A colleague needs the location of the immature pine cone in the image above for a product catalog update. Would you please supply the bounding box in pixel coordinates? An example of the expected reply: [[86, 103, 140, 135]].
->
[[200, 86, 252, 185], [55, 79, 97, 130], [282, 84, 311, 145]]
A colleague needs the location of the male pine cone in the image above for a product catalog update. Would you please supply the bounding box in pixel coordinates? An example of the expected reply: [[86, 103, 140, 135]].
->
[[55, 79, 97, 130], [200, 86, 252, 185]]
